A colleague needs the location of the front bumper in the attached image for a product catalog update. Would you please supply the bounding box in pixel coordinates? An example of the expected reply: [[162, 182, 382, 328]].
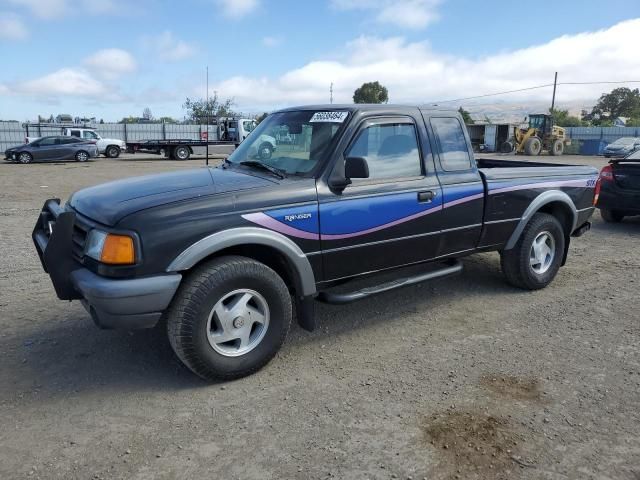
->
[[33, 199, 182, 329], [72, 269, 181, 329]]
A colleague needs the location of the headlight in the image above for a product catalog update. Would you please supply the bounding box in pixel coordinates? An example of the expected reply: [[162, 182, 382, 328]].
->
[[85, 230, 136, 265]]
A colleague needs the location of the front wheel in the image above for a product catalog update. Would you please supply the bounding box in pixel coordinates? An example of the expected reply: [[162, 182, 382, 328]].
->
[[18, 152, 33, 164], [500, 213, 565, 290], [166, 256, 292, 380], [600, 209, 624, 223], [524, 137, 542, 156]]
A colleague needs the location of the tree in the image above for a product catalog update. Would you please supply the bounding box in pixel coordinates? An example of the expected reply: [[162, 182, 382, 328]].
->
[[255, 112, 269, 124], [118, 116, 139, 124], [158, 116, 178, 124], [142, 107, 153, 121], [458, 107, 474, 124], [353, 81, 388, 104], [549, 108, 583, 127], [183, 94, 235, 123], [589, 87, 640, 124]]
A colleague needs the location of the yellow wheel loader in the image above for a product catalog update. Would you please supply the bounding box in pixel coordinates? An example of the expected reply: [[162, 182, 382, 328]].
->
[[501, 114, 570, 156]]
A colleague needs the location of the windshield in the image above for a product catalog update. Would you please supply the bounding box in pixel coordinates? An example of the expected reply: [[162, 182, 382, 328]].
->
[[243, 120, 256, 133], [227, 110, 349, 175]]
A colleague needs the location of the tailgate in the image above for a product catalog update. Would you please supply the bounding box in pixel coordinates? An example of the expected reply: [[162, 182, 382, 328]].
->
[[612, 162, 640, 190]]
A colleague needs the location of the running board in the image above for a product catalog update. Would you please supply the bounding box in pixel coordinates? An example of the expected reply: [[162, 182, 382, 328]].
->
[[316, 259, 463, 305]]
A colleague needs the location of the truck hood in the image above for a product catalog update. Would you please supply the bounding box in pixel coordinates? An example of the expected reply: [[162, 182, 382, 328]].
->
[[69, 167, 274, 226]]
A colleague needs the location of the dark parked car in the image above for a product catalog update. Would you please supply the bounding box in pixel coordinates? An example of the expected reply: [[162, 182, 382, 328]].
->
[[4, 136, 98, 164], [603, 137, 640, 158], [595, 148, 640, 222], [33, 105, 597, 380]]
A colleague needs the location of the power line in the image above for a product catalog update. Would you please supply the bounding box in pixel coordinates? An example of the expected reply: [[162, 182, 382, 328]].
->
[[433, 84, 554, 104], [432, 80, 640, 104]]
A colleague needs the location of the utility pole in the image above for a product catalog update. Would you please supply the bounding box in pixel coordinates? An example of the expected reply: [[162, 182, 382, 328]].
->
[[330, 82, 333, 104], [550, 71, 558, 112], [206, 65, 209, 166]]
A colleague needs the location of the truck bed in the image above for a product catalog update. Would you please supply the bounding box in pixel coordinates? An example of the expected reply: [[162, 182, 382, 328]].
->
[[477, 157, 597, 180]]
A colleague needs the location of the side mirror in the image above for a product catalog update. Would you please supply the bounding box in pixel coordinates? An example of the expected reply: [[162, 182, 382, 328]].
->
[[345, 156, 369, 180]]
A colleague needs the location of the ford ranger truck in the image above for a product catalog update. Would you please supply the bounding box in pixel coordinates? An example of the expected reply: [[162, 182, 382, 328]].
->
[[33, 105, 598, 380]]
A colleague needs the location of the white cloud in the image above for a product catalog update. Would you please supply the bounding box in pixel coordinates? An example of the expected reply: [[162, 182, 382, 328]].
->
[[0, 48, 136, 101], [14, 68, 108, 97], [142, 31, 197, 61], [206, 19, 640, 112], [331, 0, 442, 29], [216, 0, 259, 18], [4, 0, 120, 19], [84, 48, 137, 79], [262, 36, 282, 48], [0, 12, 28, 40]]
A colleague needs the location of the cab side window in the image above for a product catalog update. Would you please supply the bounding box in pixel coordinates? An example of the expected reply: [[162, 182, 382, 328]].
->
[[431, 117, 472, 171], [346, 121, 422, 180], [69, 130, 81, 138]]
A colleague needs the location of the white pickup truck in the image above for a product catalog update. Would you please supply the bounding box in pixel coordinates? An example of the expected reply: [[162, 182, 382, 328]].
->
[[27, 127, 127, 158]]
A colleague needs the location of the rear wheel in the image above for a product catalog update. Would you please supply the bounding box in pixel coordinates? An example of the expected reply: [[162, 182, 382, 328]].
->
[[18, 152, 32, 164], [500, 213, 565, 290], [600, 209, 624, 223], [106, 145, 120, 158], [524, 137, 542, 156], [550, 139, 564, 156], [75, 150, 89, 162], [174, 146, 190, 160], [166, 256, 292, 380]]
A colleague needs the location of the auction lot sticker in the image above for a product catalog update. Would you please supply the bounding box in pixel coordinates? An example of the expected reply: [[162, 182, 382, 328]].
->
[[310, 111, 349, 123]]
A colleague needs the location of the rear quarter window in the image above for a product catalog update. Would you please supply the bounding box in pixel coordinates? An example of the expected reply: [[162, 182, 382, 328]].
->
[[431, 117, 472, 171]]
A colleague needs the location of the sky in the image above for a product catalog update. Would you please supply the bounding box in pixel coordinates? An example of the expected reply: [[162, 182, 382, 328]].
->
[[0, 0, 639, 121]]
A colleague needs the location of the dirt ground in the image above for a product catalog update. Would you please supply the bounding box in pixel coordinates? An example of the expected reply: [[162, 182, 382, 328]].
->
[[0, 154, 639, 480]]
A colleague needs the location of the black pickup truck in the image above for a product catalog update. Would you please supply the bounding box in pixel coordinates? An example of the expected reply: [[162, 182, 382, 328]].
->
[[33, 105, 598, 380]]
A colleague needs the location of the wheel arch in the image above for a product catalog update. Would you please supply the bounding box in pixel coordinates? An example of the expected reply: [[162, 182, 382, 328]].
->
[[166, 227, 317, 297], [505, 190, 577, 252]]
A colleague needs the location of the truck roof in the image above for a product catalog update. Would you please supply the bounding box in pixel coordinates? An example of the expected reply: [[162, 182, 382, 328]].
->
[[276, 104, 459, 115]]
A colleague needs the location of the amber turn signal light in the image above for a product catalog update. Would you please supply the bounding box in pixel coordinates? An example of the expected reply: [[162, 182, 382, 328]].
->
[[100, 234, 135, 265]]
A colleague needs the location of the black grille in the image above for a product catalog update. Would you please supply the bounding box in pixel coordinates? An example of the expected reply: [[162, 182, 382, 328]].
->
[[71, 216, 89, 260]]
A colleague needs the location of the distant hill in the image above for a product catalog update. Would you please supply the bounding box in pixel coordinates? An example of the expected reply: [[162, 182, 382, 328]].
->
[[463, 100, 591, 124]]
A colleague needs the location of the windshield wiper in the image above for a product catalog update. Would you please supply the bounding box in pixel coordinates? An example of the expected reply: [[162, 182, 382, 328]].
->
[[239, 160, 286, 179]]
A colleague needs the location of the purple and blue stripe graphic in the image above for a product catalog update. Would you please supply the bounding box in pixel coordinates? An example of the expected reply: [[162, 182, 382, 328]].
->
[[241, 178, 596, 241]]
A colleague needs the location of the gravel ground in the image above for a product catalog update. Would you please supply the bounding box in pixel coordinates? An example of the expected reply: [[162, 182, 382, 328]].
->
[[0, 154, 639, 480]]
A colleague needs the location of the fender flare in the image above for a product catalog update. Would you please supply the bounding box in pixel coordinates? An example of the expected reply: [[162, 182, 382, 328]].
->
[[166, 227, 317, 296], [504, 190, 578, 250]]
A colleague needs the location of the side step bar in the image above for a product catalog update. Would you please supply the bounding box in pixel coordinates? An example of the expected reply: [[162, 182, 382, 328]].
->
[[316, 259, 463, 305]]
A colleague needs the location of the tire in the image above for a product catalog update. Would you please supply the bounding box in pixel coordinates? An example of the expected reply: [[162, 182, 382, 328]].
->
[[75, 150, 89, 162], [549, 139, 564, 156], [106, 145, 120, 158], [500, 141, 514, 153], [174, 146, 190, 160], [258, 142, 273, 160], [524, 137, 542, 156], [166, 255, 292, 380], [500, 212, 565, 290], [600, 209, 624, 223], [18, 152, 32, 164]]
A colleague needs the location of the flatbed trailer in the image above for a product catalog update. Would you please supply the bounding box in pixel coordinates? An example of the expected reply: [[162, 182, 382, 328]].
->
[[125, 139, 238, 160]]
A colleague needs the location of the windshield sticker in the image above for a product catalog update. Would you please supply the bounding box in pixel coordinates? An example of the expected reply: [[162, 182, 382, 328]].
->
[[309, 111, 349, 123]]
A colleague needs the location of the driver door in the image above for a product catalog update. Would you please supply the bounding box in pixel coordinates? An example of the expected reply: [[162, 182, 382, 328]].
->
[[318, 116, 443, 281]]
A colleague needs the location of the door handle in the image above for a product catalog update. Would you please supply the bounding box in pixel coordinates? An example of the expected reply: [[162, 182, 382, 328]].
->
[[418, 191, 435, 203]]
